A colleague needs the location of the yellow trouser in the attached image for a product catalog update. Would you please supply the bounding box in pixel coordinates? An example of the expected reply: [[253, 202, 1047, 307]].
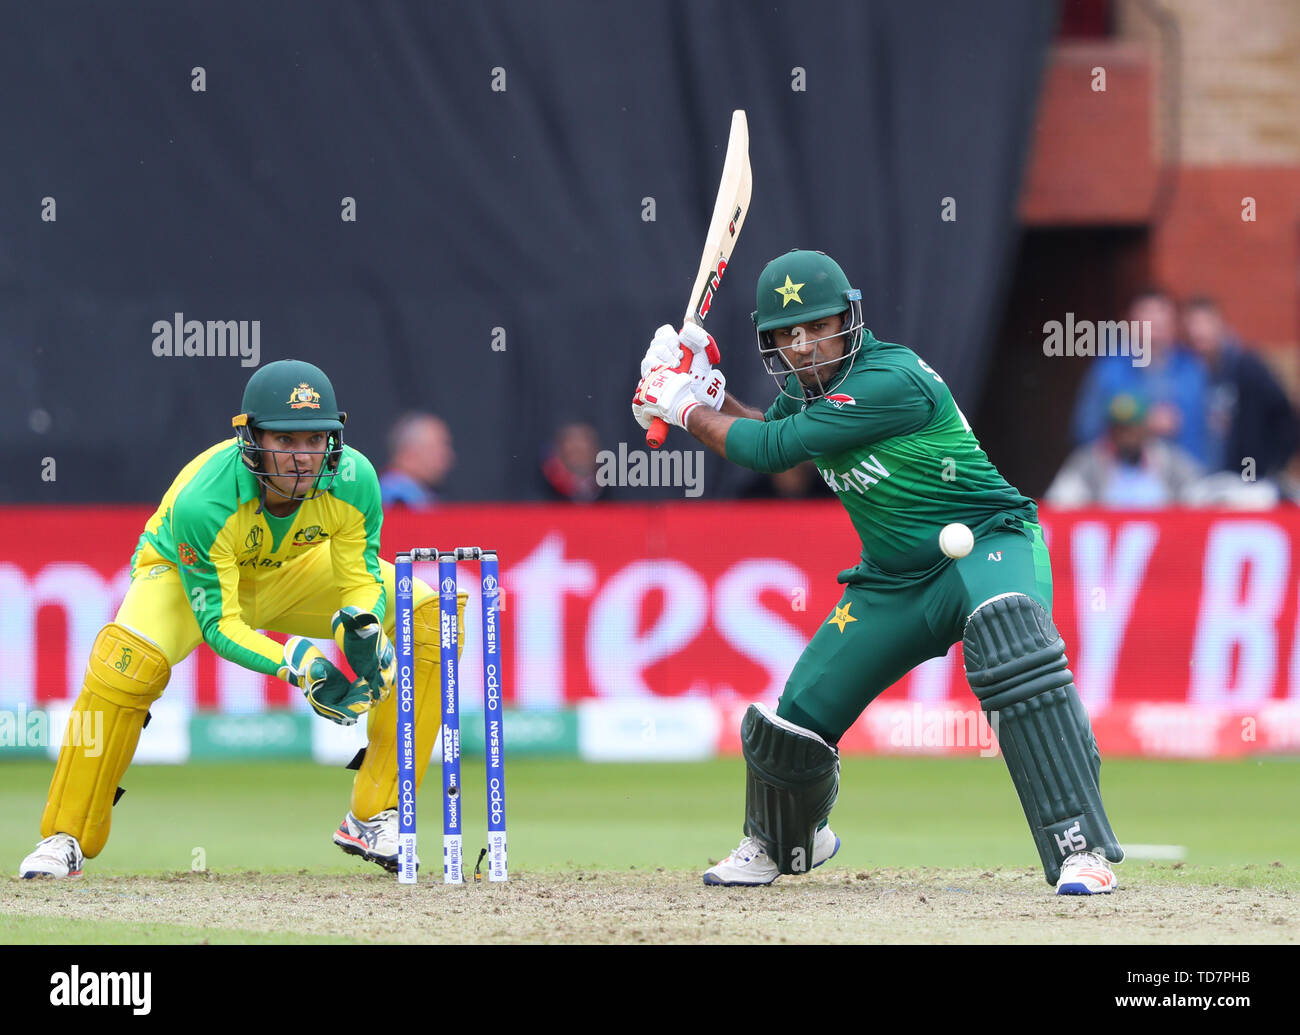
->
[[42, 542, 462, 856]]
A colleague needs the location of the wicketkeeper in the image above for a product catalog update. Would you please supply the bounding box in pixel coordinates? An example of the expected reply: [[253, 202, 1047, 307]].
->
[[19, 359, 463, 878], [633, 250, 1123, 894]]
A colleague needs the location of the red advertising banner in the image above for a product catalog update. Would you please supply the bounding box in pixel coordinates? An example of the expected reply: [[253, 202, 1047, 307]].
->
[[2, 504, 1299, 730]]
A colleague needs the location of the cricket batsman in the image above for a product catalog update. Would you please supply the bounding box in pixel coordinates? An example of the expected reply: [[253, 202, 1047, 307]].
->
[[633, 250, 1123, 895], [18, 359, 462, 877]]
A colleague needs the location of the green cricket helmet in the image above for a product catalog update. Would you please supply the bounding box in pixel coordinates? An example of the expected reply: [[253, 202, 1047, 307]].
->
[[752, 249, 864, 401], [231, 359, 348, 503]]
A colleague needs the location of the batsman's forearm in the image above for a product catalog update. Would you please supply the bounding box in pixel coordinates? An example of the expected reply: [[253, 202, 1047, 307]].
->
[[707, 407, 818, 473], [683, 406, 744, 458], [720, 394, 765, 421]]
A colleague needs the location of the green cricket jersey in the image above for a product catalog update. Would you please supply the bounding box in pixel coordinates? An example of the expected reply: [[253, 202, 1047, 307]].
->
[[132, 438, 385, 675], [726, 331, 1037, 576]]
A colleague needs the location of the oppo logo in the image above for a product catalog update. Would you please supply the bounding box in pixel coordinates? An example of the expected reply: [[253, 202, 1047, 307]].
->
[[488, 777, 504, 824]]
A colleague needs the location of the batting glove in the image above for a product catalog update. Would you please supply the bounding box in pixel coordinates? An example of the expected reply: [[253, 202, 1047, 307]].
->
[[640, 323, 722, 377], [640, 324, 685, 378], [678, 325, 726, 410], [634, 365, 702, 431], [677, 322, 721, 364], [331, 606, 396, 702], [691, 358, 726, 411], [279, 637, 378, 726]]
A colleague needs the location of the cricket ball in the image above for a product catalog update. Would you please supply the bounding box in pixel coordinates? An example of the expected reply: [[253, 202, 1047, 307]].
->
[[939, 522, 974, 559]]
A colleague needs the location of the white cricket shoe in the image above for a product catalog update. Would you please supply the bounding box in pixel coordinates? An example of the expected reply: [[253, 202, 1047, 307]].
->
[[333, 809, 417, 874], [19, 833, 85, 879], [1056, 849, 1118, 895], [702, 825, 840, 887]]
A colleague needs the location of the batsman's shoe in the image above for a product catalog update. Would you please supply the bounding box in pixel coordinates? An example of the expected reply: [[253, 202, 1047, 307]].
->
[[1056, 850, 1118, 895], [333, 809, 416, 874], [702, 825, 840, 887], [19, 833, 85, 879]]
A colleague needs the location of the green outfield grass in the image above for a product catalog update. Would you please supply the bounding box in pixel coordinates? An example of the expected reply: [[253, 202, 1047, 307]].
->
[[2, 756, 1297, 876]]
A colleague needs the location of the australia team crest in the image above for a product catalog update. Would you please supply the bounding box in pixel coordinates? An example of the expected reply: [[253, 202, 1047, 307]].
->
[[288, 383, 321, 410]]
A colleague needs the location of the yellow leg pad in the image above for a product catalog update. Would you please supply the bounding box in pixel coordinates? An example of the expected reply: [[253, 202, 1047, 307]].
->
[[352, 592, 467, 820], [41, 623, 171, 858]]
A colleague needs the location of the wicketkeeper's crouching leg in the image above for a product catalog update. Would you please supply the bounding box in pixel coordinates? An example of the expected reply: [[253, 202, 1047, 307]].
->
[[333, 591, 466, 872], [20, 623, 171, 877], [963, 593, 1123, 887]]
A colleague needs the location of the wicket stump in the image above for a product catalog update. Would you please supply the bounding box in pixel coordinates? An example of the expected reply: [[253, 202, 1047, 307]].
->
[[394, 547, 508, 885]]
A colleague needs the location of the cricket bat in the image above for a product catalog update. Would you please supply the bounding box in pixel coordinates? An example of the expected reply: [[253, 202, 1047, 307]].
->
[[646, 109, 753, 449]]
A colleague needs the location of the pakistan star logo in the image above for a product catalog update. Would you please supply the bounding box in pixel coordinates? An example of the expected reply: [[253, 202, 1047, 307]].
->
[[775, 274, 805, 308], [827, 602, 857, 633]]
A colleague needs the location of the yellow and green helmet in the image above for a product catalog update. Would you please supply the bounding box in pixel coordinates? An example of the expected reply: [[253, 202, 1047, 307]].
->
[[231, 359, 348, 500], [752, 249, 865, 400]]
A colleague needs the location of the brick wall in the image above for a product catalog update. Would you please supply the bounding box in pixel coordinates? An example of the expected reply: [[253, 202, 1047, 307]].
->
[[1023, 0, 1300, 381], [1124, 0, 1300, 367], [1152, 166, 1300, 350], [1019, 43, 1158, 223], [1119, 0, 1300, 165]]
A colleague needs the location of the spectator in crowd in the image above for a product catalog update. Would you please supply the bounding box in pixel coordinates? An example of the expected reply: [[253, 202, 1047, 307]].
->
[[1183, 295, 1300, 480], [1071, 288, 1209, 463], [1047, 392, 1203, 508], [378, 412, 454, 509], [541, 421, 605, 502], [1278, 462, 1300, 506]]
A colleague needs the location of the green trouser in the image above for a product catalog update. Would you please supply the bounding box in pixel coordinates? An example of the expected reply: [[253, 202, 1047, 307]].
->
[[778, 519, 1053, 743], [778, 517, 1122, 884]]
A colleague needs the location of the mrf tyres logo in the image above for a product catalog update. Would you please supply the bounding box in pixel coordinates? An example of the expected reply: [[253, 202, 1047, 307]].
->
[[50, 966, 151, 1015]]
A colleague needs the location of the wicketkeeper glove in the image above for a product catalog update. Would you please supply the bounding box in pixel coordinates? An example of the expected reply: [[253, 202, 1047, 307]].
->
[[331, 606, 396, 702], [278, 637, 378, 726]]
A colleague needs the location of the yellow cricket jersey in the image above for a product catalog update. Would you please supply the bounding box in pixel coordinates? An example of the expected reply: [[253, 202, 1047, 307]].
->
[[130, 438, 384, 675]]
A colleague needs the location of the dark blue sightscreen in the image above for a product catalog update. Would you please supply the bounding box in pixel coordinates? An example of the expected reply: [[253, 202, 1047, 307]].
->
[[0, 0, 1056, 501]]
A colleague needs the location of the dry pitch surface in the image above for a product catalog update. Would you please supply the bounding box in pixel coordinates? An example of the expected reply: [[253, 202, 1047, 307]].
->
[[8, 865, 1298, 944]]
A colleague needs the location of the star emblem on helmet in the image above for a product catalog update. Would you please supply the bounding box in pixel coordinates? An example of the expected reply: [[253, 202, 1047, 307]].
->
[[775, 274, 805, 308]]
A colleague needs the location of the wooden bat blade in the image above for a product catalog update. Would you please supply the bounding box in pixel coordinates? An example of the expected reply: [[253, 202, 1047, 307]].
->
[[684, 110, 752, 327], [647, 110, 752, 451]]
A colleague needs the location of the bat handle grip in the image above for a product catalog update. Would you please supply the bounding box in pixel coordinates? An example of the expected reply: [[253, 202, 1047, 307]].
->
[[646, 417, 669, 449], [644, 345, 694, 450]]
